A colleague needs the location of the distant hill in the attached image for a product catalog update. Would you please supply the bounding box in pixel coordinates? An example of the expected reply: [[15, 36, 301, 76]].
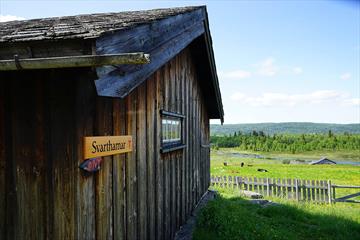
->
[[210, 122, 360, 135]]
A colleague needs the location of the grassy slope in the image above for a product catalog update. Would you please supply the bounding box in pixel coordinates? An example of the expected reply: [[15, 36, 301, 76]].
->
[[194, 188, 360, 240], [193, 149, 360, 239]]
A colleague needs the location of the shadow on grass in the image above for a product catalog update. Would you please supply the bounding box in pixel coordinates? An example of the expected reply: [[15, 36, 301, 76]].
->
[[193, 195, 360, 240]]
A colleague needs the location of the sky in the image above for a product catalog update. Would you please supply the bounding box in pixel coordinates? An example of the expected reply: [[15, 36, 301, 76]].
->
[[0, 0, 359, 124]]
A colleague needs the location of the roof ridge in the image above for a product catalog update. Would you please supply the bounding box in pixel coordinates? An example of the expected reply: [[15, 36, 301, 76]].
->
[[0, 6, 206, 42]]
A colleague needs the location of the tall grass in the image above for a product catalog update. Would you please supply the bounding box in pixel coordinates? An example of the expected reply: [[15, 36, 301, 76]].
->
[[194, 188, 360, 240]]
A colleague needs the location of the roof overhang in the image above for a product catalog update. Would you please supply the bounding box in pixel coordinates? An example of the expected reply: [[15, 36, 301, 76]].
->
[[94, 7, 223, 122]]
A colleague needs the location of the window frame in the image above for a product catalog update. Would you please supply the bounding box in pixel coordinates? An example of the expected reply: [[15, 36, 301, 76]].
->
[[160, 110, 186, 153]]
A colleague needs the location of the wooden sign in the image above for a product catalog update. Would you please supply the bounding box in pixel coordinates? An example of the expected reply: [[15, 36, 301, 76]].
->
[[84, 136, 132, 159]]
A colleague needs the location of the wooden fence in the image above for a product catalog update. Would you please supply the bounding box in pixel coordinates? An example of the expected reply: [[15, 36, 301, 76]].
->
[[211, 176, 332, 203], [211, 176, 360, 204]]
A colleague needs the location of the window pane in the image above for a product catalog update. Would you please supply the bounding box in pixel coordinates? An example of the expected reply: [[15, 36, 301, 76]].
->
[[161, 113, 183, 149]]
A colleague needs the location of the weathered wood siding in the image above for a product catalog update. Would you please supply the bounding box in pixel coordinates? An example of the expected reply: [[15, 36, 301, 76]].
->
[[0, 47, 210, 240]]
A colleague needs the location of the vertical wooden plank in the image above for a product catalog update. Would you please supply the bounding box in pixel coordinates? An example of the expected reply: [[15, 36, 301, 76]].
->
[[281, 179, 286, 198], [306, 180, 311, 202], [296, 179, 302, 201], [327, 180, 332, 204], [311, 180, 315, 202], [174, 55, 179, 231], [0, 75, 6, 239], [302, 180, 306, 201], [248, 177, 252, 191], [272, 178, 276, 195], [184, 53, 190, 219], [125, 90, 138, 240], [163, 63, 171, 240], [168, 57, 178, 238], [155, 70, 164, 240], [244, 177, 248, 190], [295, 179, 299, 202], [321, 180, 326, 202], [3, 76, 17, 240], [46, 71, 77, 239], [112, 98, 127, 240], [234, 176, 238, 190], [95, 97, 113, 240], [253, 177, 258, 193], [258, 178, 262, 195], [137, 83, 148, 240], [188, 59, 193, 213], [263, 178, 266, 196], [9, 76, 46, 239], [324, 181, 328, 203], [75, 72, 96, 240], [180, 53, 186, 225], [146, 75, 156, 240], [315, 180, 320, 203], [272, 178, 276, 196], [277, 179, 281, 197], [287, 179, 292, 199], [195, 86, 200, 202]]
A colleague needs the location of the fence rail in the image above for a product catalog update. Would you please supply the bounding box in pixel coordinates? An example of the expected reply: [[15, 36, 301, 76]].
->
[[210, 176, 360, 204]]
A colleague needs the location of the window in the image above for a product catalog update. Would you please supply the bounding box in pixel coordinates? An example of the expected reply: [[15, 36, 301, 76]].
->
[[160, 110, 185, 153]]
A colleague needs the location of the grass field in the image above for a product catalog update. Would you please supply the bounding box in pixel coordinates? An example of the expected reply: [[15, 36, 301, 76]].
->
[[211, 149, 360, 185], [193, 148, 360, 239], [193, 188, 360, 240]]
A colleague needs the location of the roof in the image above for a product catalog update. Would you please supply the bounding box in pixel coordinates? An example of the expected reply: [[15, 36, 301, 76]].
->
[[0, 6, 200, 42], [310, 158, 337, 165], [0, 6, 224, 122]]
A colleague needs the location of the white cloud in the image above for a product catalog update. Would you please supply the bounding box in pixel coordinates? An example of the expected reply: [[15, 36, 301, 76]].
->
[[256, 57, 278, 77], [230, 90, 347, 107], [293, 67, 303, 74], [219, 69, 252, 79], [230, 92, 246, 101], [340, 73, 351, 80], [343, 98, 360, 106], [220, 59, 302, 80], [0, 15, 25, 22]]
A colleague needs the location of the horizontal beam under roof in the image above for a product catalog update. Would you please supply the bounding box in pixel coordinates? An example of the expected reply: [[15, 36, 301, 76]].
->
[[0, 52, 150, 71]]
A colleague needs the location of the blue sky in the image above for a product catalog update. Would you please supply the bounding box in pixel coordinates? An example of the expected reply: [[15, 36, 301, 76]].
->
[[1, 0, 359, 124]]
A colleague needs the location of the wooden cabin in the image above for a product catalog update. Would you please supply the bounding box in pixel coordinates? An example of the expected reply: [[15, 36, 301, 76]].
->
[[0, 6, 223, 240], [310, 157, 336, 165]]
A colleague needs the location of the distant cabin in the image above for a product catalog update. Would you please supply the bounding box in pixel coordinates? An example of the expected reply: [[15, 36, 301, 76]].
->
[[310, 158, 337, 165], [0, 6, 223, 240]]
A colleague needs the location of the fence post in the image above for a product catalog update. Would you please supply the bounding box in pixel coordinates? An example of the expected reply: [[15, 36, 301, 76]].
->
[[302, 180, 307, 201], [244, 177, 248, 190], [316, 180, 320, 202], [266, 178, 270, 197], [332, 185, 336, 204], [264, 178, 267, 196], [295, 179, 299, 202], [328, 180, 332, 204], [254, 177, 258, 193]]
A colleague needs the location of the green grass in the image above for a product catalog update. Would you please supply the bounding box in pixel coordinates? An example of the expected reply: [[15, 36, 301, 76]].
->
[[249, 149, 360, 162], [193, 188, 360, 240], [211, 149, 360, 185], [193, 148, 360, 239]]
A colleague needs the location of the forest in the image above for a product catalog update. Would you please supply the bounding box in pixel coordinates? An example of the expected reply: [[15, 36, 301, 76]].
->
[[210, 131, 360, 153], [211, 122, 360, 135]]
